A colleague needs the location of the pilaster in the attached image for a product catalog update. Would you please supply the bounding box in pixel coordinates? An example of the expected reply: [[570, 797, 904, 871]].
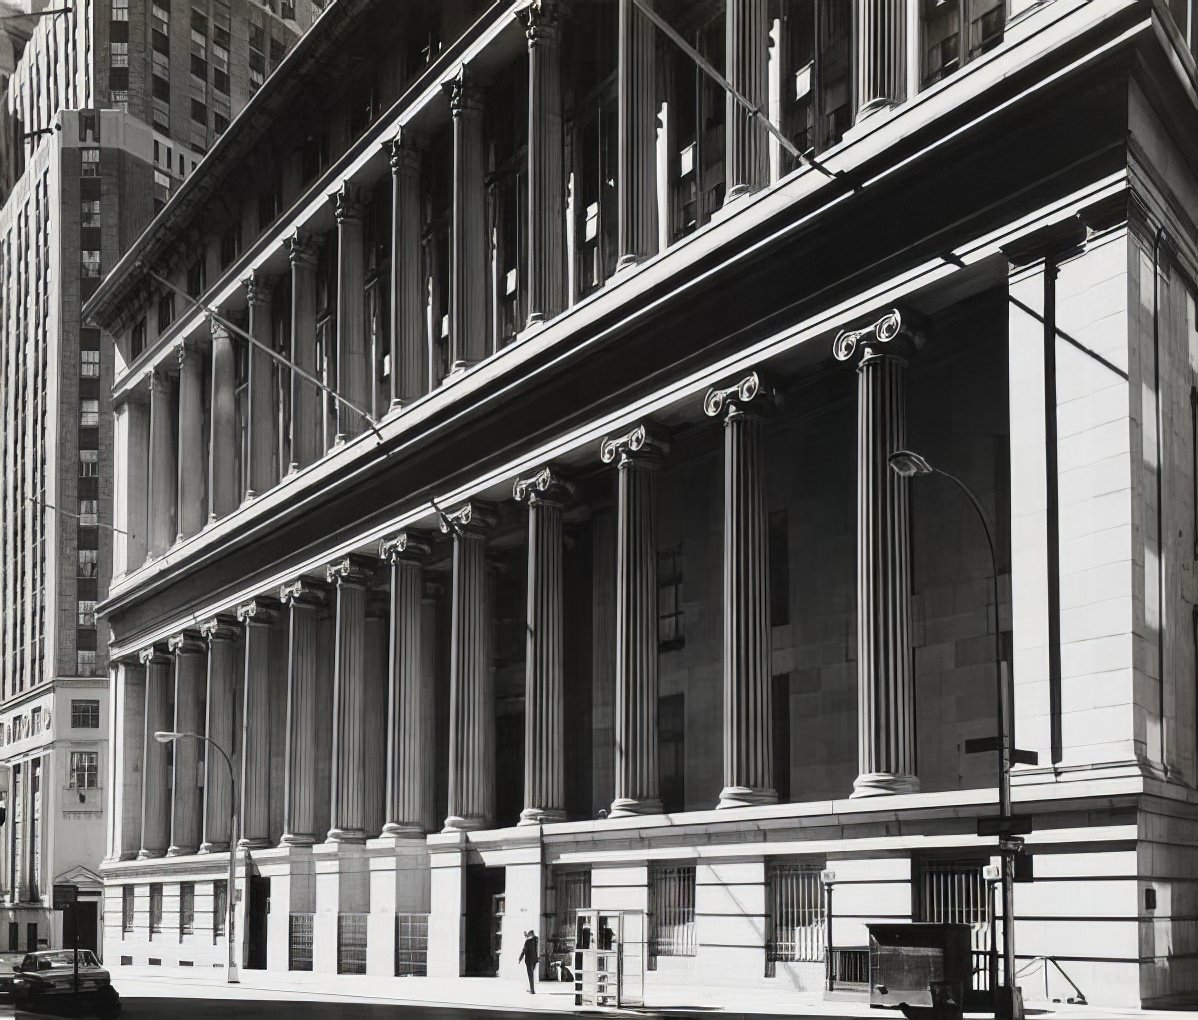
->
[[138, 645, 173, 859], [385, 129, 428, 408], [147, 369, 177, 557], [108, 660, 146, 861], [600, 423, 670, 816], [244, 271, 275, 499], [238, 598, 279, 845], [617, 0, 657, 268], [167, 631, 206, 855], [333, 184, 369, 440], [209, 319, 238, 519], [279, 579, 328, 846], [199, 615, 239, 852], [724, 0, 770, 202], [176, 341, 206, 540], [289, 231, 322, 471]]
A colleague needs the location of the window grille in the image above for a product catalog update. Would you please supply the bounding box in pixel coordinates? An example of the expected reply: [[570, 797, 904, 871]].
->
[[917, 856, 992, 991], [337, 913, 367, 974], [149, 884, 163, 936], [213, 881, 227, 937], [121, 886, 134, 935], [288, 913, 313, 971], [394, 913, 428, 976], [767, 862, 825, 964], [649, 865, 696, 958], [552, 870, 592, 956], [179, 883, 195, 935]]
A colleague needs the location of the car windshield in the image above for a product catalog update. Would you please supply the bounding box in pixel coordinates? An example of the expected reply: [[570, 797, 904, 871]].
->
[[20, 950, 99, 970]]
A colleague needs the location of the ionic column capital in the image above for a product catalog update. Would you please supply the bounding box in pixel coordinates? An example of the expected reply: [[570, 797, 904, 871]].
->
[[326, 554, 376, 588], [148, 367, 171, 395], [279, 577, 329, 607], [198, 614, 239, 643], [167, 631, 206, 656], [599, 422, 671, 467], [442, 68, 484, 116], [236, 598, 279, 627], [208, 316, 230, 343], [177, 339, 202, 370], [517, 0, 570, 45], [380, 530, 433, 564], [243, 269, 273, 309], [832, 307, 922, 366], [138, 644, 172, 666], [383, 126, 425, 176], [331, 182, 364, 224], [288, 230, 319, 269], [439, 501, 498, 538], [703, 370, 775, 423], [513, 466, 574, 507]]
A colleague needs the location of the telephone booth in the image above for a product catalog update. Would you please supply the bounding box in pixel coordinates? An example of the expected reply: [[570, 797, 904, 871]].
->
[[573, 908, 645, 1008]]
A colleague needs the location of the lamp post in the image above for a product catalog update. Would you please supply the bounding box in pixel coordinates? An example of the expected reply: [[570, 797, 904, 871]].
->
[[888, 450, 1020, 1020], [820, 870, 836, 992], [154, 731, 239, 984]]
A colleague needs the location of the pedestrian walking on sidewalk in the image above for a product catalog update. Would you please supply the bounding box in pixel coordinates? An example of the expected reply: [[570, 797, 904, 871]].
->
[[518, 930, 539, 994]]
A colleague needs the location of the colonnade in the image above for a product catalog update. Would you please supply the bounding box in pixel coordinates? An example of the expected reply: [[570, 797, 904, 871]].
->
[[109, 303, 922, 864]]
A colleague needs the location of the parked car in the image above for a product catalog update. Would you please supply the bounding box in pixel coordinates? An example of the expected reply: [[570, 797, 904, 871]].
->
[[11, 949, 120, 1018]]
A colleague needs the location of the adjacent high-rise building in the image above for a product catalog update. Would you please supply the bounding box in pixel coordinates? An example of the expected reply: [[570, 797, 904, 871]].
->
[[0, 0, 323, 958]]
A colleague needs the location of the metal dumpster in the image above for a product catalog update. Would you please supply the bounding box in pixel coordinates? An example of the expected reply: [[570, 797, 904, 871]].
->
[[867, 923, 971, 1018]]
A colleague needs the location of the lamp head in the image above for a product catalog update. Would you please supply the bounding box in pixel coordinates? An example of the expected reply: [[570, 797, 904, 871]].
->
[[888, 449, 934, 478], [153, 730, 181, 744], [820, 869, 837, 886]]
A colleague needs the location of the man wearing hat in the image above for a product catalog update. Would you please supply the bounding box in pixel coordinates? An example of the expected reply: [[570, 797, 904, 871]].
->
[[517, 929, 539, 994]]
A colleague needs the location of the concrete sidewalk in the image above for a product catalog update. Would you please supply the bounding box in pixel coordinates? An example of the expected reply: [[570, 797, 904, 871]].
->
[[104, 965, 1198, 1018]]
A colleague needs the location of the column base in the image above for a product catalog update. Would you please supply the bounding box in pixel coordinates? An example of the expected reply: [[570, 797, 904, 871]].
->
[[722, 183, 757, 205], [851, 771, 920, 798], [518, 807, 566, 827], [198, 841, 230, 854], [442, 814, 489, 833], [615, 253, 644, 273], [238, 837, 272, 850], [447, 360, 477, 379], [717, 785, 778, 810], [380, 822, 426, 838], [137, 848, 165, 860], [279, 833, 316, 847], [608, 797, 662, 819], [326, 827, 367, 844]]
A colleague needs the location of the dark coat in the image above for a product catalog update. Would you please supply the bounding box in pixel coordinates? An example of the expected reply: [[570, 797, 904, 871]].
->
[[518, 934, 539, 966]]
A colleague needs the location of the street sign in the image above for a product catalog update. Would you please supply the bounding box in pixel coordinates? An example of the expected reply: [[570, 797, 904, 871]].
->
[[52, 884, 77, 911], [963, 737, 1039, 766], [1014, 854, 1034, 882], [977, 815, 1032, 837]]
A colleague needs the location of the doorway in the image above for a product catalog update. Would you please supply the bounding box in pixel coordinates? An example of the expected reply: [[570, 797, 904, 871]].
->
[[245, 876, 270, 970], [464, 864, 505, 977], [63, 900, 98, 954]]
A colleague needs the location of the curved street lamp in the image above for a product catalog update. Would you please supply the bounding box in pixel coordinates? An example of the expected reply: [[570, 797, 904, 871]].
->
[[154, 731, 239, 984], [888, 449, 1020, 1020]]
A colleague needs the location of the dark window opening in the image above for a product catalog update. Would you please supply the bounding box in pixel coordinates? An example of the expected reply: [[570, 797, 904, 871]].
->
[[659, 693, 685, 813]]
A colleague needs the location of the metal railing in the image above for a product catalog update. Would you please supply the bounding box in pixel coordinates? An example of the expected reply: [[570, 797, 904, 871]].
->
[[829, 946, 870, 987]]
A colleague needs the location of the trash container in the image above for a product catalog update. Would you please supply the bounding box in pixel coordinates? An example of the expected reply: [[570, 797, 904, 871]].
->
[[867, 923, 971, 1020]]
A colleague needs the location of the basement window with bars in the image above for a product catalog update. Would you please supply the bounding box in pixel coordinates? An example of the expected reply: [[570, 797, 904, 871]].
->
[[337, 913, 367, 975], [121, 886, 134, 935], [916, 855, 992, 990], [149, 884, 163, 937], [649, 865, 696, 960], [766, 861, 826, 969], [289, 913, 313, 970], [179, 883, 195, 936], [394, 913, 428, 977], [213, 882, 227, 938]]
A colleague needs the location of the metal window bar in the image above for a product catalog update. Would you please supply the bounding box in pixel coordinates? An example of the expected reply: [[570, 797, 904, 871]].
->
[[337, 912, 368, 975], [918, 857, 992, 991], [394, 913, 428, 977], [767, 863, 825, 964], [288, 913, 314, 971], [650, 866, 697, 958]]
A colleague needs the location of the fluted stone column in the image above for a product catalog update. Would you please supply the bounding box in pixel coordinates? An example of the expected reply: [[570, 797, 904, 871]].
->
[[833, 309, 919, 797], [289, 232, 322, 471], [514, 468, 573, 825], [333, 185, 369, 440], [176, 342, 205, 539], [327, 556, 373, 842], [725, 0, 769, 202], [147, 369, 176, 557], [364, 593, 389, 839], [704, 374, 776, 808], [444, 70, 488, 373], [600, 424, 670, 817], [855, 0, 906, 121], [108, 660, 146, 861], [167, 632, 206, 855], [199, 616, 238, 852], [617, 0, 657, 268], [442, 503, 497, 831], [120, 396, 150, 570], [420, 582, 440, 832], [279, 579, 327, 846], [209, 319, 238, 520], [245, 271, 275, 499], [385, 130, 427, 409], [380, 533, 433, 836], [138, 646, 172, 859], [238, 598, 277, 846], [520, 0, 568, 325]]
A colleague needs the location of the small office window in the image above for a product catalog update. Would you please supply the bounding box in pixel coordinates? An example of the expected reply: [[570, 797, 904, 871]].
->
[[79, 450, 98, 477], [69, 751, 98, 789], [81, 350, 100, 377], [81, 399, 99, 427], [71, 699, 99, 727]]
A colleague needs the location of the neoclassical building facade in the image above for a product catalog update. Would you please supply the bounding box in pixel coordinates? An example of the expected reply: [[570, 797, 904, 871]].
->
[[86, 0, 1198, 1006]]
